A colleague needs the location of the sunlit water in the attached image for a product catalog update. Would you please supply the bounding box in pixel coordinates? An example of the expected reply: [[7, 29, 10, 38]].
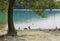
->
[[1, 9, 60, 30]]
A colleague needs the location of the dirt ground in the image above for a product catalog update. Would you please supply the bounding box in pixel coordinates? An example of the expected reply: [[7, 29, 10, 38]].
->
[[0, 30, 60, 41]]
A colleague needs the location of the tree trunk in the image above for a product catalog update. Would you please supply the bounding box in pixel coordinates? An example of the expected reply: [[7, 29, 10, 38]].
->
[[7, 0, 17, 36]]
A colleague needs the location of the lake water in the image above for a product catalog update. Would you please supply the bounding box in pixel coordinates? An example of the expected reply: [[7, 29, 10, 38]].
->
[[1, 9, 60, 29]]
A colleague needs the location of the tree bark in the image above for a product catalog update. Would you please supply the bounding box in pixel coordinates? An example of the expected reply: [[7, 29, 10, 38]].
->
[[7, 0, 17, 36]]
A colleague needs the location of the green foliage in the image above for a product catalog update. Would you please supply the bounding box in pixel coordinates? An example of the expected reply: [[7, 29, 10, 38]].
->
[[0, 0, 59, 18], [57, 1, 60, 8], [32, 9, 46, 18], [49, 0, 59, 9], [17, 0, 59, 18], [0, 0, 8, 12]]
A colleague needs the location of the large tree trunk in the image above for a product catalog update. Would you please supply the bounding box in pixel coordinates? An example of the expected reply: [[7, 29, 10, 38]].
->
[[7, 0, 17, 36]]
